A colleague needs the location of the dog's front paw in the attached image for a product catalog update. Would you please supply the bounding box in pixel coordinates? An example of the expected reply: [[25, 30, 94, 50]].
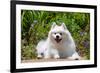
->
[[54, 55, 60, 59], [67, 56, 81, 60], [68, 52, 81, 60], [74, 57, 81, 60], [37, 54, 43, 59]]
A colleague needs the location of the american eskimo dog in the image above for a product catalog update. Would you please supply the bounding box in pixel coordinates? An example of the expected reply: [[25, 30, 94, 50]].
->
[[36, 22, 80, 60]]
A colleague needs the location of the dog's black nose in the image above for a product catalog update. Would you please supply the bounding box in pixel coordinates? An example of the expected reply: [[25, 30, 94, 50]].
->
[[56, 35, 59, 39]]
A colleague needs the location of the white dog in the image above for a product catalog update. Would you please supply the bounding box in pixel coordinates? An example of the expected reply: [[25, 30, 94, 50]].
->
[[36, 22, 81, 60]]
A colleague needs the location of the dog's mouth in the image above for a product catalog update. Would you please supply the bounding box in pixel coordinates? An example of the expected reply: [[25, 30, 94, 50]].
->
[[55, 38, 62, 43]]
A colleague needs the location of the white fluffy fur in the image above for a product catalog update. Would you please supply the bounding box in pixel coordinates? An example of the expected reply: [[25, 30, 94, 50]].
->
[[36, 22, 80, 60]]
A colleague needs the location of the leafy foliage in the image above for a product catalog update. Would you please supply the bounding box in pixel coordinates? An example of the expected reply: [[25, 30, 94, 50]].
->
[[21, 10, 90, 60]]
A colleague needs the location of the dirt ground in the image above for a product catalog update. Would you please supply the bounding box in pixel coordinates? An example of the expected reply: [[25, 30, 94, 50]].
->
[[21, 58, 84, 63]]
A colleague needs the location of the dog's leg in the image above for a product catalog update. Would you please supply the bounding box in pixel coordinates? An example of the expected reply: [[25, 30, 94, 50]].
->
[[54, 54, 60, 59], [67, 52, 81, 60], [52, 49, 60, 59], [44, 50, 51, 59]]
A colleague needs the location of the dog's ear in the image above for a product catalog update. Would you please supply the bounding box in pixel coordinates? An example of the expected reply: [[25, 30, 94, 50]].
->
[[51, 22, 56, 29], [61, 23, 67, 29]]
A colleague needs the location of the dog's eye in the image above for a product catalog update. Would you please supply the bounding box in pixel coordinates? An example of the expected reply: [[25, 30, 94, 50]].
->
[[54, 33, 56, 34], [60, 33, 62, 35]]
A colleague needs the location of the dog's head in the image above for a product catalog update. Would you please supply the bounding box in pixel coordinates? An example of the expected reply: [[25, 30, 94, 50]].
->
[[49, 22, 70, 43]]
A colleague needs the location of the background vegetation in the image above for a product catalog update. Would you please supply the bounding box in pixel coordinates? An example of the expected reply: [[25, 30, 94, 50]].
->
[[21, 10, 90, 60]]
